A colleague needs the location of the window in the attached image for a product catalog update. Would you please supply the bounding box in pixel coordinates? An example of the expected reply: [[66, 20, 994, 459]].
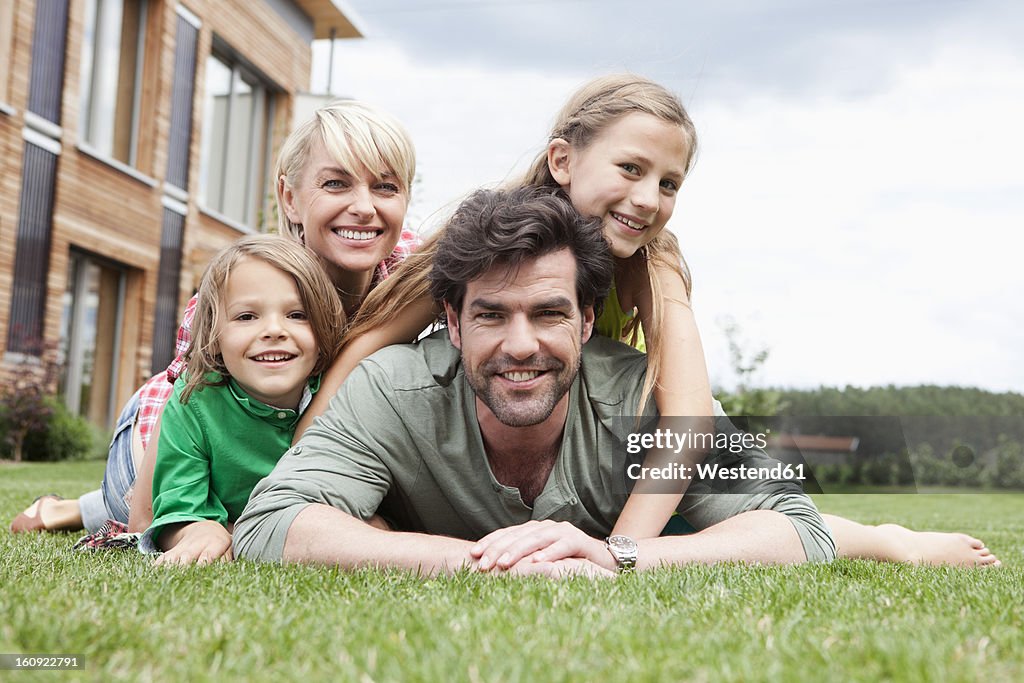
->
[[58, 252, 127, 428], [198, 48, 275, 229], [79, 0, 147, 165]]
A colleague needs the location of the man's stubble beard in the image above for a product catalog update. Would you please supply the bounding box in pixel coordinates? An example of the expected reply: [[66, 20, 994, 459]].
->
[[463, 352, 582, 428]]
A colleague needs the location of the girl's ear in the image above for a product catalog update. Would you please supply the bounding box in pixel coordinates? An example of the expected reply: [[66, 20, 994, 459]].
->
[[547, 138, 573, 187], [280, 175, 301, 223]]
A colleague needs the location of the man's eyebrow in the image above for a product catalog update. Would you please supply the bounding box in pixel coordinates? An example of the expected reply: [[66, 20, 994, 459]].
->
[[467, 298, 508, 312], [467, 296, 574, 312], [532, 296, 574, 311]]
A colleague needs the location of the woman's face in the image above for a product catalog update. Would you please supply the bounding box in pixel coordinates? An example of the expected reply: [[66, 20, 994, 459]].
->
[[549, 112, 689, 259], [281, 140, 408, 280]]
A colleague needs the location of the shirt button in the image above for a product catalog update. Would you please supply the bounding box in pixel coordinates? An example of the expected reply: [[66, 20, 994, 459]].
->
[[570, 498, 578, 505], [277, 411, 287, 419], [293, 446, 302, 455]]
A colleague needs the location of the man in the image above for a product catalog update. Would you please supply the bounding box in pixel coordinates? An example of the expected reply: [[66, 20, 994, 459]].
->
[[234, 187, 835, 575]]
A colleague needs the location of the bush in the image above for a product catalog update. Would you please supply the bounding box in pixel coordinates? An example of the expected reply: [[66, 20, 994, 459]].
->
[[1, 398, 102, 462]]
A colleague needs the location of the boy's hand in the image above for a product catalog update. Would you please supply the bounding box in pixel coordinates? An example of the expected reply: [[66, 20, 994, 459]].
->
[[471, 520, 613, 572], [155, 520, 233, 566]]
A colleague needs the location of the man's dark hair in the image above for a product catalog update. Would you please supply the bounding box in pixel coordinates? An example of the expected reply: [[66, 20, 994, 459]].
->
[[428, 187, 613, 315]]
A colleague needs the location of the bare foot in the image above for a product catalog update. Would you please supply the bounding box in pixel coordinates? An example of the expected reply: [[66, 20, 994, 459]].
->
[[876, 524, 1000, 567]]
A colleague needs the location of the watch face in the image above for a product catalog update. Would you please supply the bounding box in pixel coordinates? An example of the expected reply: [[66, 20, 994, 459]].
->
[[608, 535, 637, 553]]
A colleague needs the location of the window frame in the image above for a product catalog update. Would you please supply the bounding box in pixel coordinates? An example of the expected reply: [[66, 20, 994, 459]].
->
[[78, 0, 148, 168], [198, 43, 277, 231]]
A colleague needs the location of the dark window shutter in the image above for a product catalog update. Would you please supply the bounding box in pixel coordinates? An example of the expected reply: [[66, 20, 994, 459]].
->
[[27, 0, 69, 124], [7, 144, 59, 352]]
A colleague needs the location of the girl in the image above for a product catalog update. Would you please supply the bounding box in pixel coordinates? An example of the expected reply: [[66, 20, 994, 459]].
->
[[143, 235, 344, 566], [297, 75, 999, 568]]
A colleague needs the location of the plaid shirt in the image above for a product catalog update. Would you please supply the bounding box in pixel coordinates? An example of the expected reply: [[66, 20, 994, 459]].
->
[[133, 229, 420, 450]]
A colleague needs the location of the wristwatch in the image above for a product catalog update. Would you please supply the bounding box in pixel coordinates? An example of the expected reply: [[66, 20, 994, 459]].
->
[[605, 535, 638, 572]]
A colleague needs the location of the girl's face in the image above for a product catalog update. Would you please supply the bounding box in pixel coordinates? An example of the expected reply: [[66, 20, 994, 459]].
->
[[215, 258, 318, 410], [549, 112, 689, 259], [281, 140, 408, 283]]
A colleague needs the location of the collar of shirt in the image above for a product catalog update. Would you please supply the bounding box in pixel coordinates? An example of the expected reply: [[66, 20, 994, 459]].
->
[[225, 375, 321, 428]]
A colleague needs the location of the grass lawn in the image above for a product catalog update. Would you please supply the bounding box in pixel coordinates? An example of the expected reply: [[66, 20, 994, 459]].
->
[[2, 461, 1022, 682]]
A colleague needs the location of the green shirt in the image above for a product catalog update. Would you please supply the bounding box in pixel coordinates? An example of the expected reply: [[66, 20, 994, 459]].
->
[[234, 332, 835, 563], [145, 375, 319, 550], [595, 281, 645, 351]]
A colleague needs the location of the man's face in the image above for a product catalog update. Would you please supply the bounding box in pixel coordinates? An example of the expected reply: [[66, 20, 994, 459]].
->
[[445, 248, 595, 428]]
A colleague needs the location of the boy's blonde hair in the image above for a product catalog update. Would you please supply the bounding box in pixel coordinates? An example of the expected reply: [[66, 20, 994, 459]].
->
[[276, 99, 417, 242], [181, 235, 346, 403]]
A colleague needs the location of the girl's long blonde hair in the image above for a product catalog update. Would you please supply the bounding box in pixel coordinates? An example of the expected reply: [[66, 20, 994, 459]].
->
[[519, 74, 698, 413], [181, 235, 346, 403], [348, 75, 697, 413]]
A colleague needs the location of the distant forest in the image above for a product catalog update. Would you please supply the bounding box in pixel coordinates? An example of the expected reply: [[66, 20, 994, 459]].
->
[[722, 384, 1024, 490]]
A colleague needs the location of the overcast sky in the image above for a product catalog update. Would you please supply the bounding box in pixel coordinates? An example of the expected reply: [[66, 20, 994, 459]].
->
[[310, 0, 1024, 393]]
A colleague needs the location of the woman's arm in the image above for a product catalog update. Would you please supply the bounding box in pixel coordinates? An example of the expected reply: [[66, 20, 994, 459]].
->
[[611, 259, 714, 539], [293, 295, 439, 440]]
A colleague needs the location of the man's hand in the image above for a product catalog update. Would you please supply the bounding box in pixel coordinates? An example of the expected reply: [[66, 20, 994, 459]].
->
[[471, 520, 615, 572], [155, 520, 233, 566]]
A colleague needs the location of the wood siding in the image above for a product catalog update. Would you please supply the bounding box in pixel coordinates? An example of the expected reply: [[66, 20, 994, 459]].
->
[[0, 0, 321, 425]]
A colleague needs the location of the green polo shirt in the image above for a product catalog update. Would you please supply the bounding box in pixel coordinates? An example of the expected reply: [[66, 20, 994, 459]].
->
[[146, 375, 319, 549]]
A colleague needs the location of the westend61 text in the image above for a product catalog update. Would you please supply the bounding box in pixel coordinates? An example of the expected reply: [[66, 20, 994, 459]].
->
[[627, 462, 807, 482], [625, 427, 769, 455]]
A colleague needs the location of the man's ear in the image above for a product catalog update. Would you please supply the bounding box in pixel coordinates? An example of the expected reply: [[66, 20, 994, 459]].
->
[[547, 138, 572, 187], [444, 301, 462, 350], [280, 176, 301, 224], [581, 303, 595, 344]]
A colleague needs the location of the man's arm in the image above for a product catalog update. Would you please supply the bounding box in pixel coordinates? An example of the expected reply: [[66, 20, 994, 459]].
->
[[282, 504, 474, 574], [472, 508, 812, 572]]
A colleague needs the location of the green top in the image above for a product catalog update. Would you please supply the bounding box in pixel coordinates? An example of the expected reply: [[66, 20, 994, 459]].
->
[[595, 281, 645, 351], [234, 332, 835, 564], [144, 375, 319, 551]]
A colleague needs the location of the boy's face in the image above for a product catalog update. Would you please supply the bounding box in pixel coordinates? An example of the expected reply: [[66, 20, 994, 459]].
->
[[445, 248, 595, 428], [216, 258, 318, 410]]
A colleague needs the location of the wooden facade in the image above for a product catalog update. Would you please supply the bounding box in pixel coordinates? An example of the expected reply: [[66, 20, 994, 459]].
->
[[0, 0, 360, 428]]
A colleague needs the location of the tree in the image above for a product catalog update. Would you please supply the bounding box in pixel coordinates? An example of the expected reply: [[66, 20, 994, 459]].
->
[[714, 317, 787, 418]]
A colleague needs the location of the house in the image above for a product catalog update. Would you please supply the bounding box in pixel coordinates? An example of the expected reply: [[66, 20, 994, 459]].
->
[[0, 0, 361, 428], [767, 433, 861, 466]]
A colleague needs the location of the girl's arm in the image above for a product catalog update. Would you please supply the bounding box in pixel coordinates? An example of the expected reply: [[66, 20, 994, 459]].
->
[[293, 294, 439, 441], [127, 408, 162, 533], [611, 258, 714, 540]]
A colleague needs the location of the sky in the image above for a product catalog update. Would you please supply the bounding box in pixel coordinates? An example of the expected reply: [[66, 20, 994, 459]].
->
[[309, 0, 1024, 393]]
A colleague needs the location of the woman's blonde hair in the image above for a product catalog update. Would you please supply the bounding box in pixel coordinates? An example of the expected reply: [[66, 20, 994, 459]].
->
[[181, 235, 346, 403], [349, 75, 697, 414], [276, 99, 416, 242]]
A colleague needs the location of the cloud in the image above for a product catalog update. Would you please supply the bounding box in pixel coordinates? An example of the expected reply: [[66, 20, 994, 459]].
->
[[312, 3, 1024, 392]]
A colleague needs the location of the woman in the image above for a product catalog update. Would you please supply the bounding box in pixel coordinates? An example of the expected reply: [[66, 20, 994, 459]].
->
[[10, 100, 419, 536]]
